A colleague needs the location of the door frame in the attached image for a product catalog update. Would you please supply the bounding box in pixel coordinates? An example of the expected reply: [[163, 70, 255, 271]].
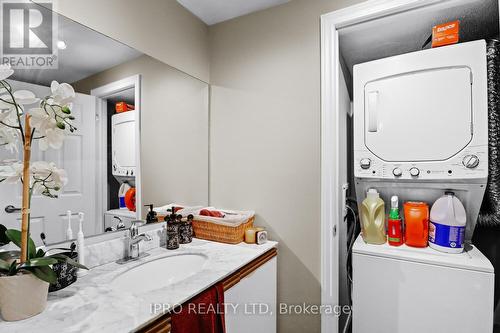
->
[[90, 75, 142, 227], [320, 0, 454, 331]]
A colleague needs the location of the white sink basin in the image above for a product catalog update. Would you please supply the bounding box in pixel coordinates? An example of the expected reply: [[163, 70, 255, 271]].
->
[[112, 253, 208, 293]]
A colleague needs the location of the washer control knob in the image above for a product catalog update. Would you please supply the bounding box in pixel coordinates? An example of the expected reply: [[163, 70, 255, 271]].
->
[[409, 167, 420, 177], [393, 167, 402, 177], [360, 158, 371, 170], [462, 155, 479, 169]]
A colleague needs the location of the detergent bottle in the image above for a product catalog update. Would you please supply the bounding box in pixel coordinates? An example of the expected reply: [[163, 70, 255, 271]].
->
[[429, 191, 466, 253], [360, 189, 386, 244], [404, 201, 429, 248], [118, 182, 131, 209]]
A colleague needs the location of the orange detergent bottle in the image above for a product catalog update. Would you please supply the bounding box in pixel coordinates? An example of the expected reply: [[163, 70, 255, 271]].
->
[[404, 201, 429, 247]]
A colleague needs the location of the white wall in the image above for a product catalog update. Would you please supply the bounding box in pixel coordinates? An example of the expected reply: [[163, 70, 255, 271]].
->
[[208, 0, 362, 331], [37, 0, 210, 82]]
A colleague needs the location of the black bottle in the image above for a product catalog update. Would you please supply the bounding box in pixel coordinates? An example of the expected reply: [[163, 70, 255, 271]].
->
[[166, 213, 180, 250], [145, 204, 158, 223], [179, 215, 193, 244]]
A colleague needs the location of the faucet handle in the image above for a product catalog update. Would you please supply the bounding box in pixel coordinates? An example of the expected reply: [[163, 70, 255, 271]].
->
[[130, 220, 139, 238], [130, 220, 146, 238]]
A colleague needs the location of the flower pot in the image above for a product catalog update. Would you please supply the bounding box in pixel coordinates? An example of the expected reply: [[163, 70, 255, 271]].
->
[[0, 273, 49, 321]]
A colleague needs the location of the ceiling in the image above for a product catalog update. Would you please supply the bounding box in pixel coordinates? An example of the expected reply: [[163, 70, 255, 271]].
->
[[11, 6, 143, 86], [177, 0, 290, 25], [339, 0, 499, 80]]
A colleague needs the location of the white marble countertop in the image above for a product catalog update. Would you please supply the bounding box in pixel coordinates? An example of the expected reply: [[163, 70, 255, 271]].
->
[[0, 238, 278, 333]]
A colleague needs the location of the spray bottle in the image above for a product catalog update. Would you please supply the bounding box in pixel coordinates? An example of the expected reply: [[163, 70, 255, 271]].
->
[[388, 196, 403, 246]]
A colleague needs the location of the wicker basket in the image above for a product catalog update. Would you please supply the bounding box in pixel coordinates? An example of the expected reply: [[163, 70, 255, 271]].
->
[[192, 216, 254, 244]]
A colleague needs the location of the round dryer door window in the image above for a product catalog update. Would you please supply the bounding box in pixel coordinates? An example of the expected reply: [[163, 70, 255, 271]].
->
[[364, 67, 472, 162]]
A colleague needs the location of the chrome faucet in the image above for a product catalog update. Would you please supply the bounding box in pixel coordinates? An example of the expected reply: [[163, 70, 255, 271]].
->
[[124, 220, 152, 260]]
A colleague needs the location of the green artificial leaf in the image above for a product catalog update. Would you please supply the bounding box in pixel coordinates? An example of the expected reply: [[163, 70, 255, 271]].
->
[[0, 258, 10, 271], [56, 121, 65, 130], [61, 106, 71, 114], [35, 248, 45, 258], [0, 250, 20, 262], [5, 229, 37, 259], [0, 224, 9, 246], [8, 261, 17, 275], [49, 253, 88, 270], [21, 257, 57, 268], [26, 266, 57, 284]]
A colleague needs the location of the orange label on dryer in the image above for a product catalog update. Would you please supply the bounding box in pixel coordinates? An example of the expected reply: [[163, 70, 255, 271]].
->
[[432, 21, 459, 48]]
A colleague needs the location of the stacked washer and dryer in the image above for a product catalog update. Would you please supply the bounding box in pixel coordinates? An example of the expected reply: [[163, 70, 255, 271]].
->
[[352, 40, 494, 332]]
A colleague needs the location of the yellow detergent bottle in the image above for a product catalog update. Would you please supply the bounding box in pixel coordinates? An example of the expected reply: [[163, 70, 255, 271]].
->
[[360, 189, 386, 244]]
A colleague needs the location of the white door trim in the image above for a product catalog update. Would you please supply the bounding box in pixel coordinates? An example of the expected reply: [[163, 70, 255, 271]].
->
[[320, 0, 451, 331], [90, 75, 142, 224]]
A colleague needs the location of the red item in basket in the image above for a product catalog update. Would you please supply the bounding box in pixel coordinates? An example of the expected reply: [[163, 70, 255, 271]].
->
[[200, 209, 225, 218]]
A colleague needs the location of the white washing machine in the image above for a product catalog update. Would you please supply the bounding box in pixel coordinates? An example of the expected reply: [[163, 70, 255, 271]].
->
[[352, 236, 494, 332], [352, 40, 494, 332]]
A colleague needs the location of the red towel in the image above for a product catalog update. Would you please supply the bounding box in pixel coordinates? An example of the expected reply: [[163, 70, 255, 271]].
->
[[171, 282, 226, 333]]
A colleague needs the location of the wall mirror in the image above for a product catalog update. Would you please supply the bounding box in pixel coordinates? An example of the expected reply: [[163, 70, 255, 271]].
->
[[0, 4, 209, 246]]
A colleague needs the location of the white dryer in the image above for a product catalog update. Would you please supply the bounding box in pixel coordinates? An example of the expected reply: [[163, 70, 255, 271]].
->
[[112, 111, 136, 177], [353, 40, 488, 242]]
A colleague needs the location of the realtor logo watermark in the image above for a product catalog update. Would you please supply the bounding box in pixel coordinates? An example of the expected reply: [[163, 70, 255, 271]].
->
[[0, 0, 57, 69]]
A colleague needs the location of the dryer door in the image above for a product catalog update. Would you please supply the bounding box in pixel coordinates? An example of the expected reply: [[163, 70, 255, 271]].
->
[[364, 67, 472, 162]]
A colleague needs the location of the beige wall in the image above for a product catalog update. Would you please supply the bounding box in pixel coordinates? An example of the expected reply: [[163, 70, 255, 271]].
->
[[74, 55, 209, 213], [40, 0, 209, 82], [208, 0, 361, 331]]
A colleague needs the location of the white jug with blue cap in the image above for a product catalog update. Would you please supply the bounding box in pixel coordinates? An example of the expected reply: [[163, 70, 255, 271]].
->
[[429, 191, 467, 253]]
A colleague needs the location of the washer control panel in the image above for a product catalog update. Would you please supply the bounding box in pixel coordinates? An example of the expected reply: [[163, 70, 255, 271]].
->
[[354, 147, 488, 180]]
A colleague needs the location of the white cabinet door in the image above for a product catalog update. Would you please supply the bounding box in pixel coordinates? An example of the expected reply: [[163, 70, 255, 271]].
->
[[225, 256, 277, 333]]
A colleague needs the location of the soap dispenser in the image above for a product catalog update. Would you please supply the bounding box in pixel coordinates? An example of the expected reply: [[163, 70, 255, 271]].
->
[[145, 204, 158, 223]]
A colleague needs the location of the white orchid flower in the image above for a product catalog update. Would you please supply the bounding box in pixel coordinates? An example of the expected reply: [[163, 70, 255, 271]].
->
[[30, 107, 56, 134], [0, 160, 22, 183], [38, 127, 64, 151], [13, 90, 39, 105], [0, 64, 14, 81], [0, 127, 19, 153], [0, 90, 38, 105], [0, 108, 13, 122], [31, 161, 68, 195], [0, 98, 13, 111], [50, 81, 75, 106]]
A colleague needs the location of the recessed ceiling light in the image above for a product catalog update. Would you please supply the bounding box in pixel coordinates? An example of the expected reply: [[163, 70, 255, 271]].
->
[[57, 40, 67, 50]]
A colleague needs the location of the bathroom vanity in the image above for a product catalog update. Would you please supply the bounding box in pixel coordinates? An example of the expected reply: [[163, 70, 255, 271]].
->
[[0, 234, 277, 333], [139, 246, 277, 333]]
